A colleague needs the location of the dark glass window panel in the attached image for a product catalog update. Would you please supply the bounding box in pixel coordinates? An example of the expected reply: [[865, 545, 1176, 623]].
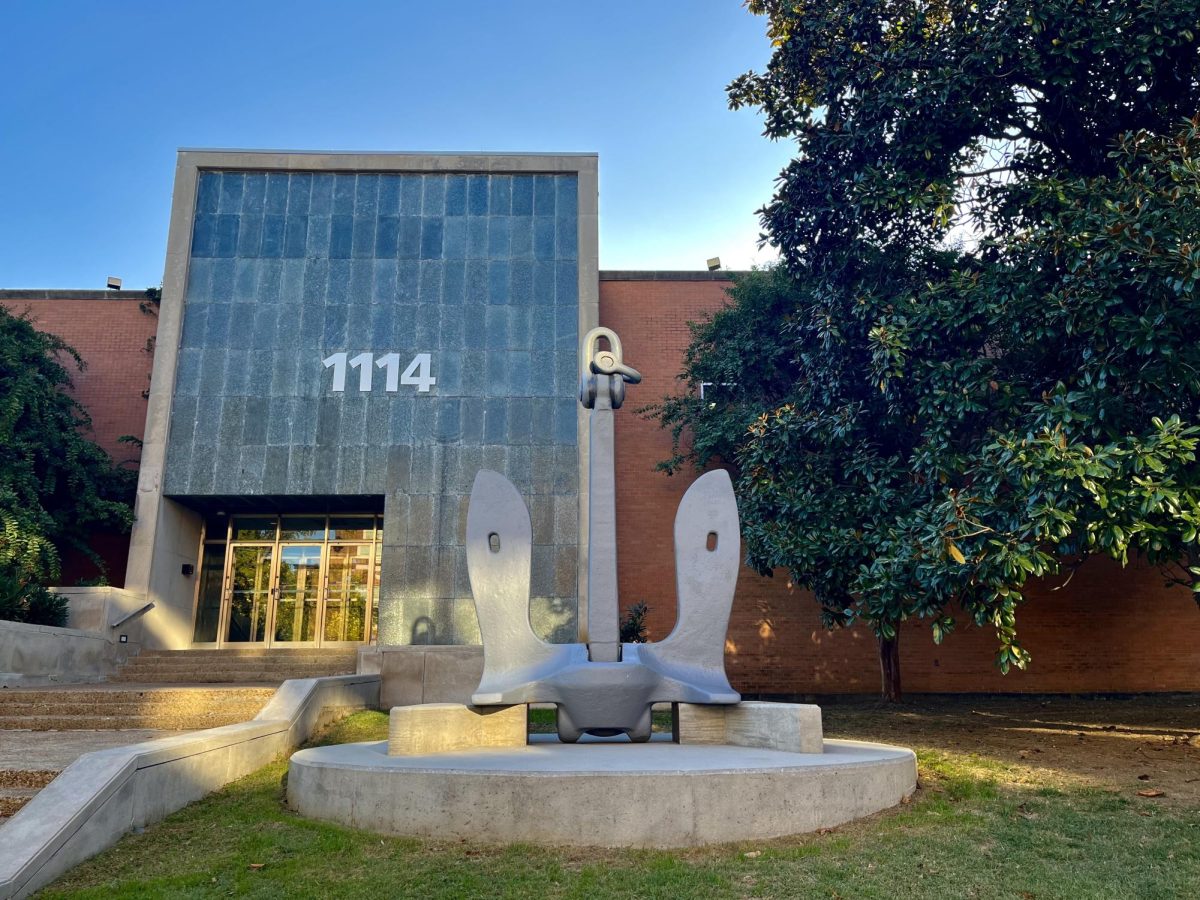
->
[[280, 516, 326, 542], [191, 544, 226, 643], [203, 514, 230, 542], [232, 516, 277, 541], [329, 516, 373, 541]]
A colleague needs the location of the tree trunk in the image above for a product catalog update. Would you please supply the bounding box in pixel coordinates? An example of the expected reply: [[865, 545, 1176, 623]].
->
[[878, 633, 902, 703]]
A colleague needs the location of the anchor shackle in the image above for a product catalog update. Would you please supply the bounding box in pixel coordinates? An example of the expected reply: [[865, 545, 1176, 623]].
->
[[579, 327, 641, 409]]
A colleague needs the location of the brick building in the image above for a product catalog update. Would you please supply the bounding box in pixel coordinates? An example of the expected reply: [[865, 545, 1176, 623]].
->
[[3, 150, 1198, 695]]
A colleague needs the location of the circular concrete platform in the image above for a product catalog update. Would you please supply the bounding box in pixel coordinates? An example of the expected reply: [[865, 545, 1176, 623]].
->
[[287, 737, 917, 847]]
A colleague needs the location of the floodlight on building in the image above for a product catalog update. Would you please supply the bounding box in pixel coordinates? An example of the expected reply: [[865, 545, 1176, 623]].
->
[[706, 257, 721, 271], [106, 276, 122, 290]]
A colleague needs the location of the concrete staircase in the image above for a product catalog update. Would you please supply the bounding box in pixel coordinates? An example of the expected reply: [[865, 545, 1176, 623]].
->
[[0, 684, 278, 819], [0, 685, 278, 731], [0, 649, 360, 819], [110, 648, 360, 684]]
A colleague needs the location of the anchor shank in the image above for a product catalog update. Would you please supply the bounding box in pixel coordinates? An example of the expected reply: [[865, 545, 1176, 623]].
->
[[586, 376, 621, 662]]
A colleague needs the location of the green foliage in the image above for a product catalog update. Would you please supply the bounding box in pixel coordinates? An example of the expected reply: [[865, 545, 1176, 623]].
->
[[619, 601, 651, 643], [0, 307, 136, 590], [0, 574, 25, 623], [25, 584, 70, 626], [653, 1, 1200, 694], [0, 571, 68, 626]]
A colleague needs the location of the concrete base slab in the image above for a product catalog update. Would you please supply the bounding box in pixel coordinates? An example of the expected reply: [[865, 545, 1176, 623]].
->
[[287, 736, 917, 848]]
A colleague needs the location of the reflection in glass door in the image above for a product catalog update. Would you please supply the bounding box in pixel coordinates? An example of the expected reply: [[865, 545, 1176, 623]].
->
[[274, 545, 323, 643], [325, 544, 372, 642], [201, 514, 383, 647], [227, 545, 273, 643]]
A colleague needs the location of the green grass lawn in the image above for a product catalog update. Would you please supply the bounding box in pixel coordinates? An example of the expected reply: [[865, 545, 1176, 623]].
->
[[39, 704, 1200, 899]]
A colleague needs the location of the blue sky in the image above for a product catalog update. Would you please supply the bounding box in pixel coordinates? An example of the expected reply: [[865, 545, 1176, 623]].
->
[[0, 1, 793, 289]]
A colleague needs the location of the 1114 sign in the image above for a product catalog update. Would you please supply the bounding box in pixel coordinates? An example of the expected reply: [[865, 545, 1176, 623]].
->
[[322, 352, 436, 393]]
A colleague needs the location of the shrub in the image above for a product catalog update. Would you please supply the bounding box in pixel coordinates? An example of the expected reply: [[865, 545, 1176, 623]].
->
[[25, 585, 68, 627], [0, 572, 68, 627], [619, 602, 650, 643]]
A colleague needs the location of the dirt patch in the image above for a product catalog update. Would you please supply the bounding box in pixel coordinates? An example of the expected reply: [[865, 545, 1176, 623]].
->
[[822, 694, 1200, 805]]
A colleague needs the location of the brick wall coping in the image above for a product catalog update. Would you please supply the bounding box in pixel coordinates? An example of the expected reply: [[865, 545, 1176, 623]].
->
[[599, 271, 741, 281], [0, 290, 150, 301]]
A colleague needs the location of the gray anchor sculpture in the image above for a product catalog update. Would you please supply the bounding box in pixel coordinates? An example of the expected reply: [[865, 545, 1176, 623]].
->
[[465, 327, 740, 742]]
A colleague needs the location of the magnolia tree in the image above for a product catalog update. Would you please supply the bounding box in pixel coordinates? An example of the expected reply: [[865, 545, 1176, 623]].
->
[[653, 1, 1200, 700], [0, 307, 135, 619]]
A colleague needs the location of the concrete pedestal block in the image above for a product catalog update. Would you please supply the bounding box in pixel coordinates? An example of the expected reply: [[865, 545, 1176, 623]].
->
[[388, 703, 526, 756], [677, 701, 824, 754], [360, 645, 484, 709]]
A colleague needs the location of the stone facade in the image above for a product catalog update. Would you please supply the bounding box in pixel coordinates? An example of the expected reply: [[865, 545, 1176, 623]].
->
[[159, 166, 584, 646]]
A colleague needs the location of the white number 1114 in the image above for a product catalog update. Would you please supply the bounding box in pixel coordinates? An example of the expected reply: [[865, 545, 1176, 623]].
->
[[322, 352, 436, 393]]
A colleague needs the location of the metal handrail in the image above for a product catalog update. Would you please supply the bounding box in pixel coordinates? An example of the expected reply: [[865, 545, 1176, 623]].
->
[[109, 601, 155, 629]]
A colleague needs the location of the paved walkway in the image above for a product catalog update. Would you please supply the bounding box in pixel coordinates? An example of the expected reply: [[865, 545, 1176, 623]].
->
[[0, 729, 182, 771]]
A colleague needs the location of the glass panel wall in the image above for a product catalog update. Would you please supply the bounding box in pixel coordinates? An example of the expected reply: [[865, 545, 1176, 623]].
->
[[194, 512, 383, 647]]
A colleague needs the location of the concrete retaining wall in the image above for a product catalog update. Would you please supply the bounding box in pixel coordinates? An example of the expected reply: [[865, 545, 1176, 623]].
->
[[0, 588, 149, 687], [59, 586, 148, 642], [0, 621, 117, 688], [0, 673, 380, 899]]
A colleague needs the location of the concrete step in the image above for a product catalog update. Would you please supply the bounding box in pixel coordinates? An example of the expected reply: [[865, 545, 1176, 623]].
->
[[0, 770, 57, 820], [111, 649, 358, 685], [113, 662, 356, 673], [133, 652, 360, 657], [0, 687, 275, 710], [123, 652, 352, 658], [109, 672, 350, 676], [0, 714, 264, 731], [0, 687, 276, 730], [117, 658, 356, 667], [109, 672, 350, 681], [0, 695, 273, 718]]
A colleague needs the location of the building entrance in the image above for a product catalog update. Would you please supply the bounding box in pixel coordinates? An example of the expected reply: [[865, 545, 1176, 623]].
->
[[192, 514, 382, 648]]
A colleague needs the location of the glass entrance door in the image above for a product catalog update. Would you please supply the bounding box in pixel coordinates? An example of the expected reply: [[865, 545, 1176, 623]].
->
[[226, 545, 273, 643], [324, 544, 373, 643], [201, 513, 382, 648], [273, 544, 323, 643]]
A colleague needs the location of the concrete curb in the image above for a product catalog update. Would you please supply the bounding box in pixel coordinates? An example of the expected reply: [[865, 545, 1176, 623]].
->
[[0, 673, 380, 899]]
